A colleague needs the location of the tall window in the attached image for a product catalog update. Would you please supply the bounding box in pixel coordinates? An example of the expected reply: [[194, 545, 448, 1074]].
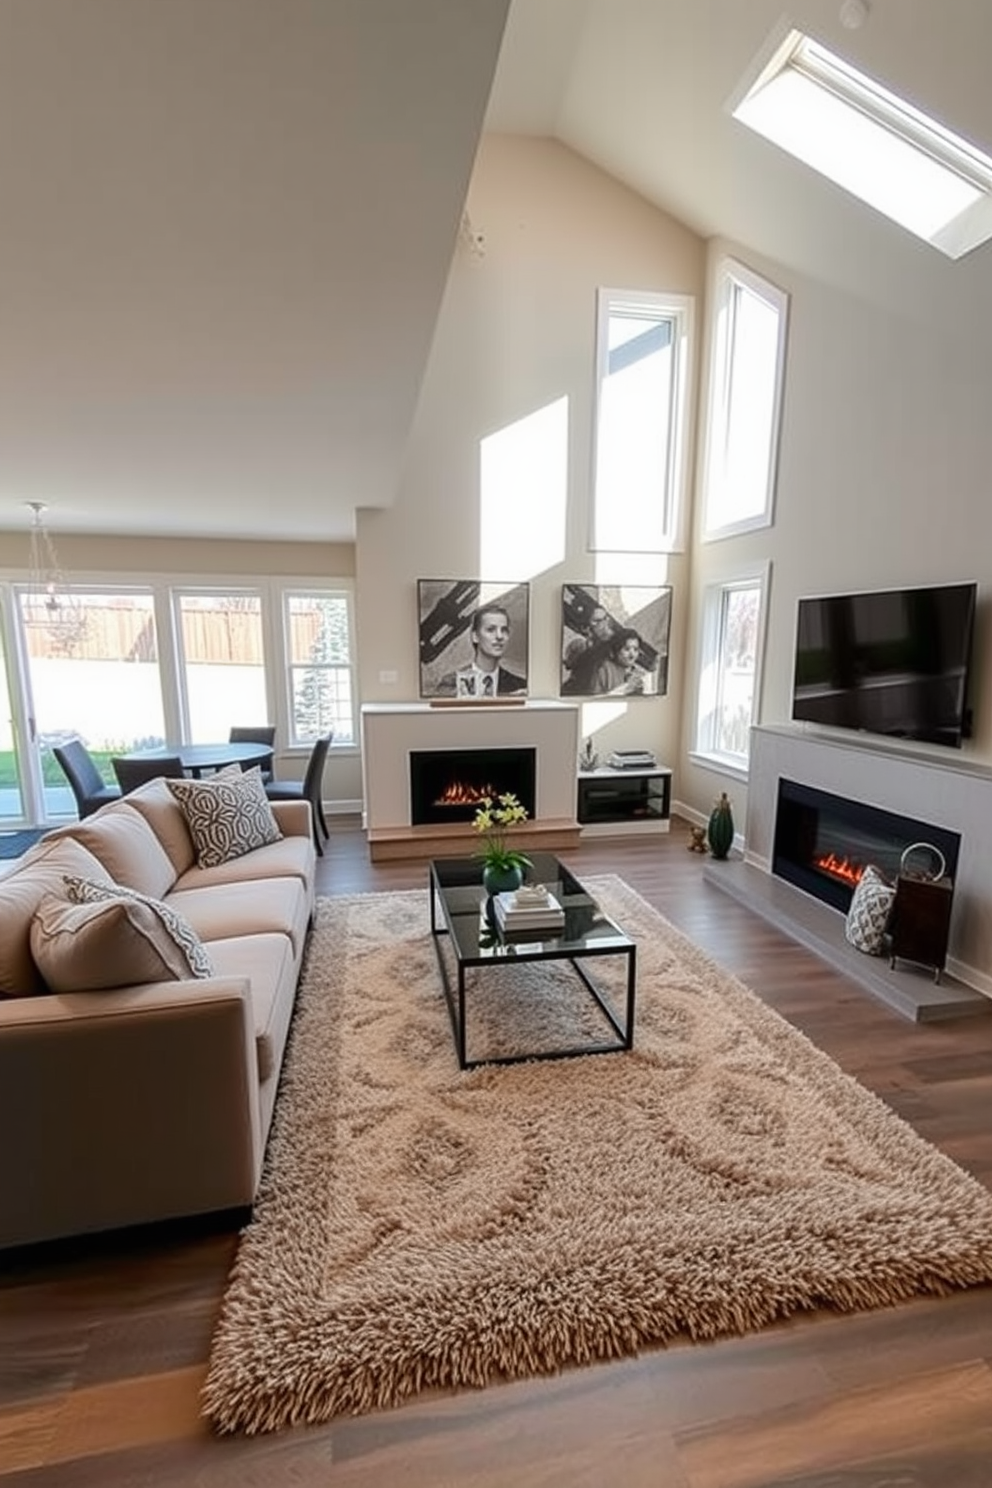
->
[[174, 591, 267, 743], [702, 259, 788, 541], [15, 588, 166, 814], [284, 592, 355, 747], [694, 567, 770, 771], [591, 288, 693, 553]]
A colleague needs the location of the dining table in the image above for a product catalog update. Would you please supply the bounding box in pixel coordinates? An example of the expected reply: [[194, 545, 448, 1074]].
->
[[116, 741, 274, 779]]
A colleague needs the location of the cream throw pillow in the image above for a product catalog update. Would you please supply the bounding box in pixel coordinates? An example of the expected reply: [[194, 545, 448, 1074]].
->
[[167, 765, 282, 868], [61, 875, 214, 978], [31, 892, 210, 992]]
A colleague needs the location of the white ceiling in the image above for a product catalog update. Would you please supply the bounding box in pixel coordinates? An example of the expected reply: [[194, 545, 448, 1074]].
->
[[0, 0, 508, 543], [4, 0, 992, 545]]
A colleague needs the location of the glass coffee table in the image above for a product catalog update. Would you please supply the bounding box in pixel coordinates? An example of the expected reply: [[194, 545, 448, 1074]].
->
[[429, 852, 636, 1070]]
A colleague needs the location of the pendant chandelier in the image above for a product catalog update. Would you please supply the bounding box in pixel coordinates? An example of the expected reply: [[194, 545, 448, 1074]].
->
[[25, 501, 83, 654]]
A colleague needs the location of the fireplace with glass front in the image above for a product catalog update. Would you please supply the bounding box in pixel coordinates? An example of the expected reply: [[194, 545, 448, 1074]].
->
[[410, 748, 536, 827], [772, 779, 961, 916]]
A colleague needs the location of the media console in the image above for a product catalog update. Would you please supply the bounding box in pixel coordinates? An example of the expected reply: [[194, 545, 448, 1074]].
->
[[577, 766, 672, 836]]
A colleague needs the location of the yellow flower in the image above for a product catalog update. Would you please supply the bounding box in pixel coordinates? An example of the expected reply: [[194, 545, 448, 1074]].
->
[[472, 792, 532, 874]]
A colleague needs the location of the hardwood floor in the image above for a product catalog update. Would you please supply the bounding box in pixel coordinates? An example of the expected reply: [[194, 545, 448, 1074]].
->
[[4, 817, 992, 1487]]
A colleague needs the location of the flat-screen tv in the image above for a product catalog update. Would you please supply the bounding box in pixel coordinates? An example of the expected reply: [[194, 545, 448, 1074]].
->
[[791, 581, 978, 749]]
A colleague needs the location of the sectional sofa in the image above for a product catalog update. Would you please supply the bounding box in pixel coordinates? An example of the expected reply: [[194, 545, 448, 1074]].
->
[[0, 772, 316, 1250]]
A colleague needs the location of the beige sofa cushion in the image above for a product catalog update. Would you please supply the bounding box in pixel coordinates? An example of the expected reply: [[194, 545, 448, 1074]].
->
[[119, 777, 196, 878], [30, 894, 208, 992], [57, 803, 177, 900], [172, 833, 314, 891], [207, 933, 297, 1081], [167, 767, 282, 868], [63, 876, 214, 978], [168, 876, 310, 957], [0, 838, 114, 996]]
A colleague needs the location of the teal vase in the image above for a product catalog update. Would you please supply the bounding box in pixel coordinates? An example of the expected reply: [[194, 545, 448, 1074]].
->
[[483, 863, 524, 896], [707, 793, 735, 860]]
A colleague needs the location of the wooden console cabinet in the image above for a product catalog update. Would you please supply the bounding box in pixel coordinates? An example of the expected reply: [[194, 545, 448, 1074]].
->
[[888, 875, 954, 983]]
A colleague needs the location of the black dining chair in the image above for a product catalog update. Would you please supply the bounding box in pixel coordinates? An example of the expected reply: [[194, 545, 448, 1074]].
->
[[52, 739, 122, 819], [264, 732, 332, 855], [112, 755, 187, 794], [228, 725, 276, 783]]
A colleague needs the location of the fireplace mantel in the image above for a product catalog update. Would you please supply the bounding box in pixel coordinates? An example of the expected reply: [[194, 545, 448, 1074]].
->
[[360, 700, 580, 858]]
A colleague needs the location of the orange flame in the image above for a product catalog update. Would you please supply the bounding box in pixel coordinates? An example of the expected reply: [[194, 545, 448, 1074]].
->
[[435, 780, 496, 807], [814, 852, 865, 887]]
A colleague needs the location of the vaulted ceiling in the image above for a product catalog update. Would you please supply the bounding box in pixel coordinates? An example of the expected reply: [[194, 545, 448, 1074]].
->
[[2, 0, 991, 545]]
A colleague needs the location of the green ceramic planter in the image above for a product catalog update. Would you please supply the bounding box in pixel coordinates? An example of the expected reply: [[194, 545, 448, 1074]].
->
[[707, 793, 735, 860]]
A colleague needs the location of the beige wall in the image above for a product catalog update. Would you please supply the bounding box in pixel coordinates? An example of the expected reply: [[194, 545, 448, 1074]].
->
[[681, 236, 992, 830], [356, 134, 706, 776], [0, 533, 354, 578]]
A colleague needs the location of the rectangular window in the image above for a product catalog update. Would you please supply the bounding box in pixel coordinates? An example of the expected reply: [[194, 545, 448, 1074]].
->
[[16, 587, 166, 815], [694, 567, 770, 772], [702, 259, 788, 541], [285, 592, 355, 747], [591, 288, 693, 553], [174, 591, 267, 744], [731, 27, 992, 260]]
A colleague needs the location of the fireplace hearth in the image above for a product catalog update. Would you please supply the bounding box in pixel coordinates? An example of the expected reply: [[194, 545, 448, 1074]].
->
[[410, 748, 536, 827], [773, 779, 961, 915]]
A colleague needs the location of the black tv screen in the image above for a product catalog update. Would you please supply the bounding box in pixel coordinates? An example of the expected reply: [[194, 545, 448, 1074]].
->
[[791, 582, 977, 749]]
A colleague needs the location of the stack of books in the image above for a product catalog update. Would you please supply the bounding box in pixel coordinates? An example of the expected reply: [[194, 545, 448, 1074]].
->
[[493, 885, 565, 935], [607, 749, 656, 769]]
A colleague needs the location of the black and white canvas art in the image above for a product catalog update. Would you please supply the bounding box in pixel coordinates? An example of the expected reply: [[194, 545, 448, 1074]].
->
[[418, 580, 530, 700], [560, 583, 672, 697]]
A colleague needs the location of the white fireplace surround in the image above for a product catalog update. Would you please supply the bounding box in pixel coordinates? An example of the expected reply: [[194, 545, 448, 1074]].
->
[[746, 724, 992, 997], [360, 701, 580, 832]]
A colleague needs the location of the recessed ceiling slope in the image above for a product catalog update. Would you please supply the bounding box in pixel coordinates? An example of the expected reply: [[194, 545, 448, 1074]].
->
[[0, 0, 509, 541]]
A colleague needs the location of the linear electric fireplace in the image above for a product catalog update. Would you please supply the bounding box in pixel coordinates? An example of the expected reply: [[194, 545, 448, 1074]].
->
[[772, 779, 961, 915], [409, 747, 536, 827]]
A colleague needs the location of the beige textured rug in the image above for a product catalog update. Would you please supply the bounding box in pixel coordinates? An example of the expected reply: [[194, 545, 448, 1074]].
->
[[203, 878, 992, 1434]]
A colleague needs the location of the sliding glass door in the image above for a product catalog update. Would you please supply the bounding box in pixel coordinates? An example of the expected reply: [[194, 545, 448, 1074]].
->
[[16, 588, 166, 820]]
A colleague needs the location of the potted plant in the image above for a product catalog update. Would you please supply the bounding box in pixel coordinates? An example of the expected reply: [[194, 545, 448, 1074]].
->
[[473, 792, 532, 895]]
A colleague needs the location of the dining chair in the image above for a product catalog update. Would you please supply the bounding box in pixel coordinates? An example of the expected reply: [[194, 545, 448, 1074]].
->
[[112, 755, 187, 794], [264, 732, 332, 855], [228, 725, 276, 783], [52, 739, 122, 819]]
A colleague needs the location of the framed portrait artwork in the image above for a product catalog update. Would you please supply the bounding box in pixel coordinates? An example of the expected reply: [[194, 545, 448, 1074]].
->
[[418, 580, 530, 700], [560, 583, 672, 697]]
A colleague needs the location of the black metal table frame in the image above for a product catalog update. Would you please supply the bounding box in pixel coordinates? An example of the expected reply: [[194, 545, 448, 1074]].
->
[[429, 866, 636, 1071]]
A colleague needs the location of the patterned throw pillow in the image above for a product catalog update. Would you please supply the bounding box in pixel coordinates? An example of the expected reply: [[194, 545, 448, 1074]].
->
[[844, 864, 896, 956], [166, 765, 282, 868], [32, 892, 207, 991], [62, 875, 214, 978]]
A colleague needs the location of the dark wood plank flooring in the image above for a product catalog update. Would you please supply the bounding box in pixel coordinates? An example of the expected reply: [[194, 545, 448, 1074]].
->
[[4, 817, 992, 1486]]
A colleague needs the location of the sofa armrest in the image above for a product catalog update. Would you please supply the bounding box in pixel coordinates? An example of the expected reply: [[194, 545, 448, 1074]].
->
[[0, 978, 262, 1250], [269, 799, 312, 840]]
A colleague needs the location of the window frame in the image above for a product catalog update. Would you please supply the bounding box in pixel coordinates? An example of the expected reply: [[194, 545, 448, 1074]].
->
[[0, 570, 357, 826], [730, 25, 992, 260], [590, 286, 694, 555], [691, 562, 771, 779], [170, 585, 268, 745], [282, 587, 357, 750], [701, 257, 789, 543]]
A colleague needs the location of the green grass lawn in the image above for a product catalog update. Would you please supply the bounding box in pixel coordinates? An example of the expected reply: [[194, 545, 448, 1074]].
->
[[0, 750, 118, 788]]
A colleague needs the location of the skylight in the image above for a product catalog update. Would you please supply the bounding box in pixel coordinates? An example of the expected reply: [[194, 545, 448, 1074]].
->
[[732, 29, 992, 259]]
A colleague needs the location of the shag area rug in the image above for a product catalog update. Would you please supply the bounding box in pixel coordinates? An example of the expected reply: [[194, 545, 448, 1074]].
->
[[203, 878, 992, 1434]]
